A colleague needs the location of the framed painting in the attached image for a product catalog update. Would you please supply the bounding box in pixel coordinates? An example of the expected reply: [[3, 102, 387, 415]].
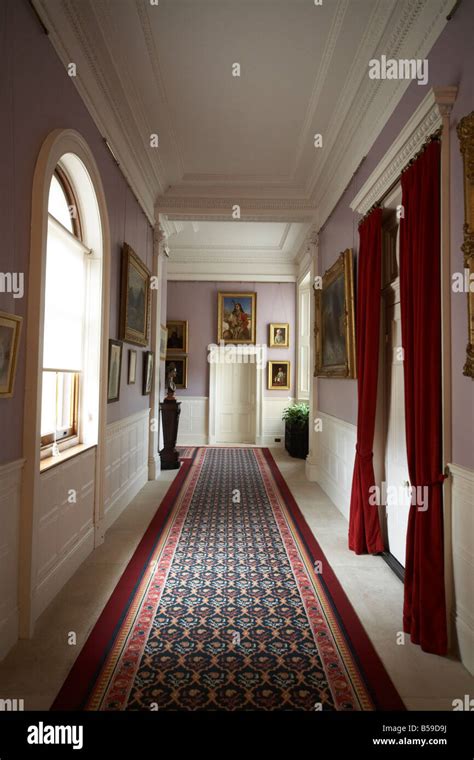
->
[[0, 311, 22, 398], [314, 248, 356, 379], [128, 349, 137, 384], [160, 324, 168, 360], [166, 320, 187, 353], [120, 243, 151, 347], [107, 339, 122, 403], [217, 292, 256, 344], [269, 323, 289, 348], [268, 360, 290, 390], [143, 351, 154, 395], [457, 111, 474, 378], [165, 357, 187, 389]]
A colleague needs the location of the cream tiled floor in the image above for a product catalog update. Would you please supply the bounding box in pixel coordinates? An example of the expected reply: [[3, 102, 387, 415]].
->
[[0, 449, 472, 710]]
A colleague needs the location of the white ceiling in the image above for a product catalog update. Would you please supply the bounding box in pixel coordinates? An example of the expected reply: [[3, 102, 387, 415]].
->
[[34, 0, 451, 278]]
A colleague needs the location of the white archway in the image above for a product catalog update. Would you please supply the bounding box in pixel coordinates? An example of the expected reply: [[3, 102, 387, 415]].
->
[[20, 129, 111, 638]]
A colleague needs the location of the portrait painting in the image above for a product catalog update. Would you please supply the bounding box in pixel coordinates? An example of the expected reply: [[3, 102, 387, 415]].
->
[[143, 351, 154, 395], [269, 323, 289, 348], [0, 312, 22, 398], [166, 320, 188, 353], [268, 360, 290, 390], [165, 357, 187, 389], [120, 243, 151, 346], [107, 339, 123, 403], [217, 292, 256, 344], [314, 248, 356, 378], [128, 349, 137, 384]]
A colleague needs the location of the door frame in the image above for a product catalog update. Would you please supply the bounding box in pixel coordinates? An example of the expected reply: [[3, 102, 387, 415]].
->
[[208, 344, 264, 445]]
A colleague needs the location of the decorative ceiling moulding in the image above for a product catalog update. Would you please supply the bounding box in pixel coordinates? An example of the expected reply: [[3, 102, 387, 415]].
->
[[33, 0, 158, 225], [351, 87, 458, 215], [156, 197, 315, 223], [309, 0, 452, 231]]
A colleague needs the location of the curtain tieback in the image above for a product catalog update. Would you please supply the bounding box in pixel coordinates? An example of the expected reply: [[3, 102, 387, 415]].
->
[[355, 444, 373, 461]]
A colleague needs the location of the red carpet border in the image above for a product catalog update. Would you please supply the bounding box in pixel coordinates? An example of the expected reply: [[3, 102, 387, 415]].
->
[[52, 447, 404, 711]]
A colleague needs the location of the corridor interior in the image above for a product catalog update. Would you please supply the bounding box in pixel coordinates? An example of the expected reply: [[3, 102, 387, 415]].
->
[[0, 0, 473, 718]]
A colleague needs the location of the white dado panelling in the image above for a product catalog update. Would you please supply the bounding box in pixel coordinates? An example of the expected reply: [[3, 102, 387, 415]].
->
[[176, 397, 208, 446], [450, 463, 474, 675], [104, 408, 149, 531], [0, 459, 25, 659], [176, 396, 292, 446], [306, 410, 357, 521], [260, 396, 295, 447], [34, 447, 96, 624]]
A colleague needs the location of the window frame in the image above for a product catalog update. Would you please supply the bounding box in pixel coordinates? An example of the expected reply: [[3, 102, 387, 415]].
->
[[40, 370, 80, 450], [53, 164, 83, 241], [40, 164, 85, 455]]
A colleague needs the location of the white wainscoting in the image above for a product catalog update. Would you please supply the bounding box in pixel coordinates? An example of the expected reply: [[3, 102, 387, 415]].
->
[[450, 463, 474, 675], [306, 410, 357, 521], [259, 396, 295, 447], [176, 397, 208, 446], [176, 396, 293, 447], [104, 408, 150, 531], [34, 447, 96, 624], [0, 459, 25, 659]]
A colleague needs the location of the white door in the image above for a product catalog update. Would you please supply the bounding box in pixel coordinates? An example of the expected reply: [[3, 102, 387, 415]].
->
[[216, 361, 256, 443], [384, 282, 411, 567]]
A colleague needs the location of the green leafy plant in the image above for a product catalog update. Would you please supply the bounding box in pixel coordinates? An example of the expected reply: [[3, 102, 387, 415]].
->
[[282, 402, 309, 428]]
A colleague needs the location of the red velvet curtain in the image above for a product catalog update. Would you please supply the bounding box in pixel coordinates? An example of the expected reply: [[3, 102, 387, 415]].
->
[[348, 207, 385, 555], [399, 140, 447, 655]]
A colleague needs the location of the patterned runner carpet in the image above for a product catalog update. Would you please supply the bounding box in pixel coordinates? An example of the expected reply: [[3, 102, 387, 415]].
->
[[53, 447, 403, 711]]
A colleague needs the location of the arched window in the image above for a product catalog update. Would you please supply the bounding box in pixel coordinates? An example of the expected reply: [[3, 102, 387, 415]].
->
[[40, 158, 102, 457]]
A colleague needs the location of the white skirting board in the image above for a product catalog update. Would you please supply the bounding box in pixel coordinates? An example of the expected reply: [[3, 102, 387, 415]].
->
[[103, 409, 150, 531], [0, 459, 25, 660], [306, 410, 357, 521], [176, 396, 293, 447], [449, 463, 474, 675]]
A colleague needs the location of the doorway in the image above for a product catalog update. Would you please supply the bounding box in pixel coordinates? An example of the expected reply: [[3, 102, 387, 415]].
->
[[215, 361, 256, 443], [379, 201, 410, 578]]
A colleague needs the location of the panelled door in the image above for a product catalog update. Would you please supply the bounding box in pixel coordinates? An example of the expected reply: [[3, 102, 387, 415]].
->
[[216, 361, 256, 443]]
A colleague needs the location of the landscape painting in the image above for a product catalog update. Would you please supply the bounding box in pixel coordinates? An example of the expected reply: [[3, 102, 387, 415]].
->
[[120, 243, 151, 347]]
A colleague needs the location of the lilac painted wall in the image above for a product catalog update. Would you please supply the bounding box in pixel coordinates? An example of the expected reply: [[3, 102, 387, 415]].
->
[[0, 0, 153, 465], [166, 281, 296, 397], [316, 1, 474, 469]]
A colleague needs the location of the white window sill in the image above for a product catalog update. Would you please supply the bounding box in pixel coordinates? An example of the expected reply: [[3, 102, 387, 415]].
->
[[40, 443, 96, 473]]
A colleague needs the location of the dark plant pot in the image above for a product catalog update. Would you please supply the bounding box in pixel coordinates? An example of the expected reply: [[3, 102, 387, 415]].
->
[[284, 419, 309, 459]]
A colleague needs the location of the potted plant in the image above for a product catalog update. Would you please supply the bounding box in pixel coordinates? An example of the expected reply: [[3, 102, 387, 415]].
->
[[282, 402, 309, 459]]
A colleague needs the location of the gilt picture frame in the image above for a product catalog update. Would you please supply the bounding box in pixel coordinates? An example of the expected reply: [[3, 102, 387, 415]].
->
[[314, 248, 356, 379], [268, 360, 290, 390], [166, 320, 188, 354], [120, 243, 151, 347], [457, 111, 474, 379], [160, 324, 168, 360], [269, 323, 289, 348], [0, 311, 22, 398], [217, 292, 256, 344], [165, 357, 188, 389]]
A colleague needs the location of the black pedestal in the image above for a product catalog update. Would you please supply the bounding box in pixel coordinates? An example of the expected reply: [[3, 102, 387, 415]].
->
[[159, 398, 181, 470]]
